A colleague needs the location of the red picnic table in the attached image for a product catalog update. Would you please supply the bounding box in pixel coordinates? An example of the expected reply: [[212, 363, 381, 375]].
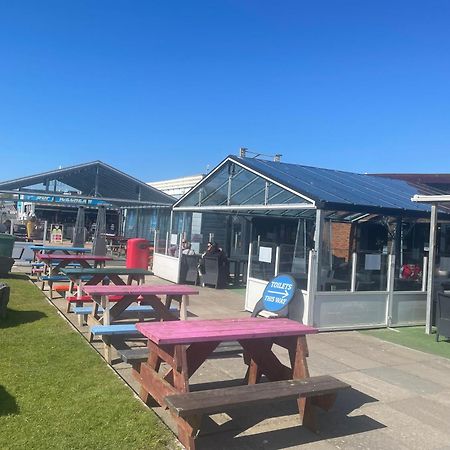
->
[[135, 318, 330, 450], [83, 284, 199, 325]]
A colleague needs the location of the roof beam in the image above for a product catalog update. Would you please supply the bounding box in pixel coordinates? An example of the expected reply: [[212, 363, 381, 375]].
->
[[173, 203, 315, 212]]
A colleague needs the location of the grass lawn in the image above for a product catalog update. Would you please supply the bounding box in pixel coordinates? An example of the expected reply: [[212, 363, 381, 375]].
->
[[0, 274, 174, 450], [361, 326, 450, 359]]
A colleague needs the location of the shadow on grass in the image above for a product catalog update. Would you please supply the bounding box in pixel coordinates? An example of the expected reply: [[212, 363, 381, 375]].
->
[[0, 385, 19, 416], [0, 273, 30, 282], [0, 309, 47, 329]]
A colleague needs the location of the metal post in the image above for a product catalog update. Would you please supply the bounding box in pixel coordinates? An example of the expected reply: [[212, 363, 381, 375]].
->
[[43, 220, 48, 244], [165, 231, 169, 255], [247, 242, 252, 281], [314, 209, 324, 290], [169, 210, 174, 235], [426, 204, 438, 334], [422, 256, 428, 292], [275, 246, 280, 276], [386, 254, 396, 327], [305, 250, 317, 326], [350, 252, 357, 292]]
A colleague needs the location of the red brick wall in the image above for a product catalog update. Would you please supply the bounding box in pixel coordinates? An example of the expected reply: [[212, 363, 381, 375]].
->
[[331, 222, 352, 261]]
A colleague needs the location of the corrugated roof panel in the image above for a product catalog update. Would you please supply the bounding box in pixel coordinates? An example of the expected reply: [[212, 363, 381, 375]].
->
[[232, 156, 433, 213]]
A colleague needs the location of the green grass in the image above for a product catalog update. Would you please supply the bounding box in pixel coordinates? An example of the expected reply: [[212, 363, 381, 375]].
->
[[0, 274, 174, 450], [361, 326, 450, 359]]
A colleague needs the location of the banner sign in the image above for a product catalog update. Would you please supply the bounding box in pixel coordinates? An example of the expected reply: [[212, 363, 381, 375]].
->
[[262, 274, 296, 312], [22, 195, 110, 206]]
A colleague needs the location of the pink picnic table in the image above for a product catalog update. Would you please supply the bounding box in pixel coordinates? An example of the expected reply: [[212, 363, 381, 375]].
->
[[36, 253, 113, 276], [83, 284, 199, 325], [135, 318, 318, 449]]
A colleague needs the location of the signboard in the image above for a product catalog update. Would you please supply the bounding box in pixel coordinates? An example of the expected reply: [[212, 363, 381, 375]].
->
[[365, 254, 381, 271], [259, 246, 272, 263], [50, 224, 63, 243], [22, 194, 110, 206], [262, 274, 296, 313]]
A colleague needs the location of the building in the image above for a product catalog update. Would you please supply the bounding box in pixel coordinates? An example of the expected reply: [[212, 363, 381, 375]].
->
[[152, 152, 450, 331], [0, 161, 175, 241]]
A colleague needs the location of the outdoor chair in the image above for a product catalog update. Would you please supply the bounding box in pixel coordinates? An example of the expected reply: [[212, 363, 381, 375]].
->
[[436, 291, 450, 342], [179, 254, 200, 285], [200, 255, 228, 289]]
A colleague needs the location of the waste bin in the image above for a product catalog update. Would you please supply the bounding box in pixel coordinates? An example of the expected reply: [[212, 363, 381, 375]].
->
[[0, 234, 15, 257], [126, 238, 150, 269]]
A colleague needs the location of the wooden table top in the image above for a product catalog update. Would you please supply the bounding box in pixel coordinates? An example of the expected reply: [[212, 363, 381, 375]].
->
[[60, 267, 152, 276], [37, 254, 113, 261], [83, 284, 199, 297], [136, 318, 318, 345]]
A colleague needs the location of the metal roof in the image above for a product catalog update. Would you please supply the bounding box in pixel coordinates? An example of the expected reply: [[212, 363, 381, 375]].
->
[[174, 155, 446, 217], [230, 156, 437, 215], [0, 161, 175, 207]]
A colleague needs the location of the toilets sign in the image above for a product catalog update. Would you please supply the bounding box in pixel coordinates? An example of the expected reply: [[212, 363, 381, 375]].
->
[[262, 274, 296, 312]]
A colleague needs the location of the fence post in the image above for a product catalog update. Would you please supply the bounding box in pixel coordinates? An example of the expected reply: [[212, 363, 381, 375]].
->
[[422, 256, 428, 292], [386, 254, 396, 327], [304, 250, 317, 326], [350, 252, 357, 292], [275, 246, 280, 276]]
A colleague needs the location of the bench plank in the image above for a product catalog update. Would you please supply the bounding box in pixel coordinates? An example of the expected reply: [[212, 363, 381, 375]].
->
[[90, 324, 141, 336], [165, 375, 349, 418]]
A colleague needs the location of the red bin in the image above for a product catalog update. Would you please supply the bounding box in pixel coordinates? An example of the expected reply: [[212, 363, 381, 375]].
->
[[126, 238, 150, 269]]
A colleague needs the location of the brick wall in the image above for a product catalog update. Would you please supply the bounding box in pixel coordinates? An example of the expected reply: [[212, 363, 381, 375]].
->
[[331, 222, 353, 261]]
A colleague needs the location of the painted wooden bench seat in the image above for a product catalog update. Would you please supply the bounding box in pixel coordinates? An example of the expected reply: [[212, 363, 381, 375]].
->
[[65, 295, 124, 313], [90, 324, 143, 363], [165, 375, 350, 449], [75, 304, 177, 324], [90, 324, 141, 336]]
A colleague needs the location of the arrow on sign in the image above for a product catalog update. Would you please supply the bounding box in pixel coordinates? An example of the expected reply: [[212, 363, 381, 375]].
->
[[267, 290, 289, 299]]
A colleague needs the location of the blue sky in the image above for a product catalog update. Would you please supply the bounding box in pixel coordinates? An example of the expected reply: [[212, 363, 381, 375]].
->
[[1, 1, 449, 182]]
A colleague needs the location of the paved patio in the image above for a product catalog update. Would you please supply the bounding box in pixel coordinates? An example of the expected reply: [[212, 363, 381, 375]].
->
[[38, 271, 450, 449]]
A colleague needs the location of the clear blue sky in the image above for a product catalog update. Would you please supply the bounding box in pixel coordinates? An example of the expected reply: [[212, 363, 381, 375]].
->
[[1, 1, 449, 182]]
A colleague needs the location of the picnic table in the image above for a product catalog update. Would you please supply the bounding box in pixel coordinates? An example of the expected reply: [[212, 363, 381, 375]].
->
[[37, 254, 113, 276], [60, 267, 153, 294], [83, 284, 199, 325], [30, 245, 91, 259], [135, 318, 339, 450]]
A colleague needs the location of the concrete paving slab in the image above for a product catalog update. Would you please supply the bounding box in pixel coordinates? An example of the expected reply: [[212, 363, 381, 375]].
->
[[388, 396, 450, 436], [360, 402, 450, 449], [335, 371, 414, 403], [361, 366, 445, 395], [391, 361, 450, 389]]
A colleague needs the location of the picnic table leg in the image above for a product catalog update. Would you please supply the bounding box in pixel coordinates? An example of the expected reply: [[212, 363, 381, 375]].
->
[[180, 295, 189, 320], [76, 279, 84, 327], [289, 335, 319, 433], [177, 415, 201, 450], [101, 294, 110, 324]]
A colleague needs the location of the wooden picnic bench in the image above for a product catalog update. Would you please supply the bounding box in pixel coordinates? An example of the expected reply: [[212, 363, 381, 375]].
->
[[84, 284, 199, 362], [135, 318, 349, 450]]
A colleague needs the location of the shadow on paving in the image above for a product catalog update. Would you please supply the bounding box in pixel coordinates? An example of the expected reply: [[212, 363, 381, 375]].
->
[[0, 385, 19, 416], [194, 387, 384, 449]]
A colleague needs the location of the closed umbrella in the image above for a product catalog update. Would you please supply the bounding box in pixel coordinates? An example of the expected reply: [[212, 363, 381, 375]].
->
[[92, 206, 107, 255], [72, 206, 85, 247]]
